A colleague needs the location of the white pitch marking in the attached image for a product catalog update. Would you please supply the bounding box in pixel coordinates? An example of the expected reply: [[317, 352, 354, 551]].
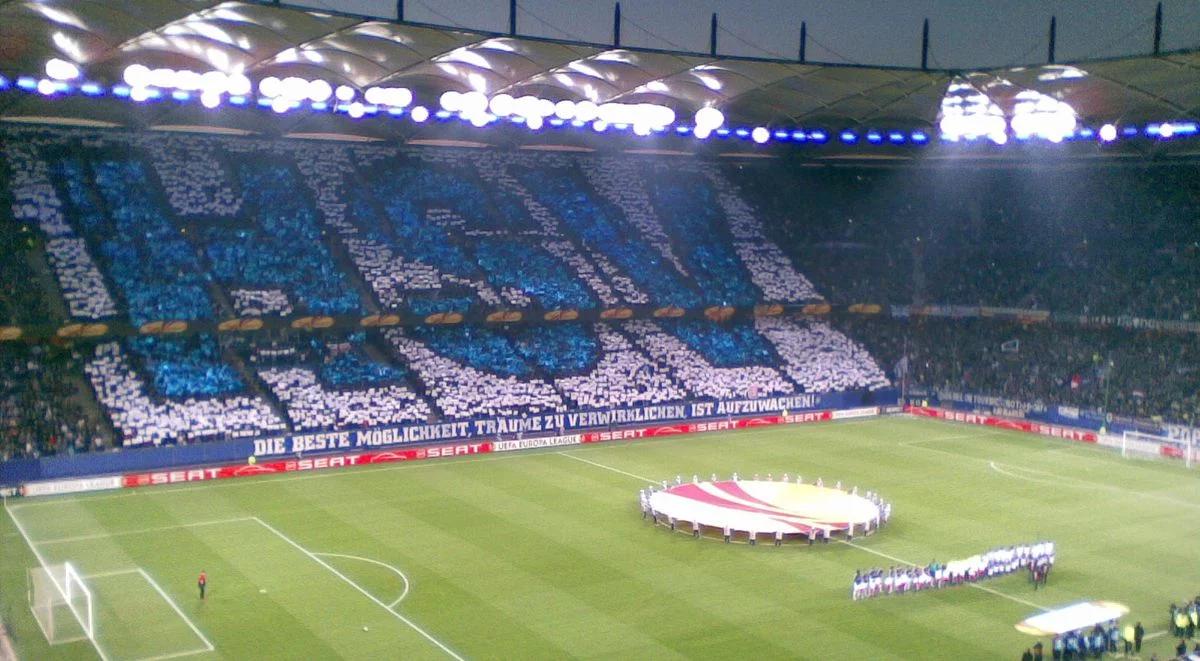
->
[[130, 647, 215, 661], [836, 540, 1051, 612], [556, 452, 659, 483], [313, 552, 411, 607], [552, 448, 1054, 613], [81, 568, 142, 580], [136, 568, 215, 653], [31, 517, 256, 545], [251, 517, 464, 661], [4, 501, 114, 661], [987, 461, 1200, 511], [12, 419, 880, 505]]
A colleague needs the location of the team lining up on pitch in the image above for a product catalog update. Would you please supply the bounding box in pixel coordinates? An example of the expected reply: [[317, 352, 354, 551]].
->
[[852, 541, 1056, 601]]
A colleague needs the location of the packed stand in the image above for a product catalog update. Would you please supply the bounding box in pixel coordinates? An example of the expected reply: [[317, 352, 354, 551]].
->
[[0, 344, 101, 460], [731, 161, 1200, 319], [845, 316, 1200, 425], [85, 340, 286, 446], [5, 140, 118, 320], [49, 155, 213, 326], [254, 333, 430, 431]]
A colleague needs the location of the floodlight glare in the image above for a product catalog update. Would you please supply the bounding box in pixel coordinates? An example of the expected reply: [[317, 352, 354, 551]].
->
[[45, 58, 80, 81], [751, 127, 770, 144], [123, 64, 151, 88], [1098, 123, 1117, 142], [410, 105, 429, 122]]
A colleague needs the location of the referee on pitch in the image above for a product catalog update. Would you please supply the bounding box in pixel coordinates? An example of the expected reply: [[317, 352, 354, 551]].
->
[[198, 570, 207, 600]]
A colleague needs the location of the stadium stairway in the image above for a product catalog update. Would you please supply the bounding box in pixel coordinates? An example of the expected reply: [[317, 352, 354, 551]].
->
[[222, 344, 294, 433]]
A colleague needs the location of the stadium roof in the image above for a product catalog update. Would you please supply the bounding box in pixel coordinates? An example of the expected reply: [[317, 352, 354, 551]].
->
[[1, 0, 1198, 157]]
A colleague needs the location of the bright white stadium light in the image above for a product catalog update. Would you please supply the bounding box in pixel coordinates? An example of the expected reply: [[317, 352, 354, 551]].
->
[[514, 95, 539, 119], [388, 88, 412, 107], [36, 79, 56, 95], [123, 64, 151, 88], [440, 90, 463, 112], [335, 85, 356, 102], [130, 86, 151, 102], [227, 73, 251, 97], [200, 70, 227, 94], [536, 97, 555, 118], [200, 91, 221, 108], [259, 76, 282, 98], [1099, 123, 1118, 142], [307, 79, 332, 103], [281, 76, 308, 100], [469, 112, 493, 128], [694, 106, 724, 130], [592, 119, 608, 132], [526, 114, 544, 130], [1159, 122, 1175, 138], [364, 86, 385, 105], [489, 93, 515, 116], [574, 100, 598, 122], [271, 96, 291, 113], [460, 91, 488, 116], [554, 99, 576, 120], [410, 105, 429, 122], [45, 58, 80, 81], [694, 125, 712, 139], [347, 101, 365, 118], [149, 68, 175, 89], [751, 127, 770, 144], [174, 69, 202, 91]]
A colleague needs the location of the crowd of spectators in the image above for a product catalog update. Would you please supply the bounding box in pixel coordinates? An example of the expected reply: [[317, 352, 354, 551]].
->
[[731, 161, 1200, 320], [843, 316, 1200, 425], [0, 344, 102, 460]]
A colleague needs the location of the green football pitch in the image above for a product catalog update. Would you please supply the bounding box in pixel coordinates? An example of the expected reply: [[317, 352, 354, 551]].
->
[[2, 416, 1198, 660]]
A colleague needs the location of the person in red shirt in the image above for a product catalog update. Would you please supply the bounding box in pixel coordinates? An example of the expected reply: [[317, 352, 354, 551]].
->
[[198, 571, 207, 600]]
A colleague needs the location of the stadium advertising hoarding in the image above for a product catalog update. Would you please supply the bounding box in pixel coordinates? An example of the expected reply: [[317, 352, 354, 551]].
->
[[114, 408, 873, 491], [19, 475, 123, 497], [1, 391, 890, 490], [122, 442, 494, 487], [906, 406, 1098, 443]]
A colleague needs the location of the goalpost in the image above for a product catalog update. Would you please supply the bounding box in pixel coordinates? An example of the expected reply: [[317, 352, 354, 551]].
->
[[28, 561, 94, 646], [1120, 430, 1195, 468]]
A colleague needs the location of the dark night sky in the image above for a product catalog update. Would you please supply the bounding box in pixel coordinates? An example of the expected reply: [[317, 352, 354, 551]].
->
[[289, 0, 1200, 69]]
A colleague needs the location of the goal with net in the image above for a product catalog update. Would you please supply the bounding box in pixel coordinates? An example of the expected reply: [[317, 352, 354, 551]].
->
[[28, 561, 94, 646], [1119, 430, 1195, 467]]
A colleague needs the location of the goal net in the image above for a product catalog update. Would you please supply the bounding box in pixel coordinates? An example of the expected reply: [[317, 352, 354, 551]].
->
[[28, 562, 93, 645], [1120, 430, 1195, 468]]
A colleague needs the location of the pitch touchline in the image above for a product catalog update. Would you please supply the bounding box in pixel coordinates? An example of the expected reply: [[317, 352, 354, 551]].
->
[[251, 517, 464, 661], [10, 419, 879, 507]]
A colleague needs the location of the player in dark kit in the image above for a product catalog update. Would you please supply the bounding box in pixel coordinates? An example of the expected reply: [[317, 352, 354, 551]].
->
[[198, 570, 207, 600]]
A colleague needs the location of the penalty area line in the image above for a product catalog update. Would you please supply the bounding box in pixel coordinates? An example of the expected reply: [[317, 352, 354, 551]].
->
[[251, 517, 464, 661]]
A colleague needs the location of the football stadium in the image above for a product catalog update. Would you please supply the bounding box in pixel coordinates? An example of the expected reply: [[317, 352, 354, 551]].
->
[[1, 1, 1199, 659]]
